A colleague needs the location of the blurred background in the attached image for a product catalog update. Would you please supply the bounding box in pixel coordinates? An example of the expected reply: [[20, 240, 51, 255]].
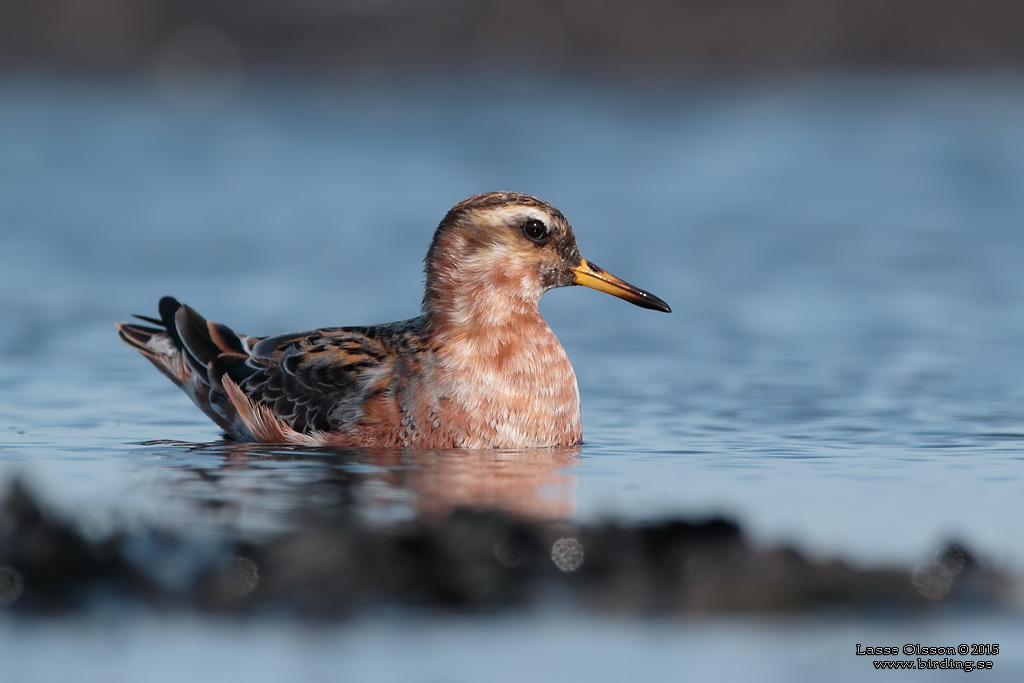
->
[[5, 0, 1024, 77], [3, 2, 1024, 682]]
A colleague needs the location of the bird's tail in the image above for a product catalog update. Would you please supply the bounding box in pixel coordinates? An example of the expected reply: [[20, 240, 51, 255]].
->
[[116, 296, 258, 432]]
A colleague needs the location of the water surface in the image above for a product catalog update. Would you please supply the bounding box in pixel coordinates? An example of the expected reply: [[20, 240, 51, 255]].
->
[[1, 73, 1023, 679]]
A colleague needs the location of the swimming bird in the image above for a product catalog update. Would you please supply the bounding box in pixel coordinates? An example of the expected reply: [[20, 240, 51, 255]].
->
[[117, 191, 670, 448]]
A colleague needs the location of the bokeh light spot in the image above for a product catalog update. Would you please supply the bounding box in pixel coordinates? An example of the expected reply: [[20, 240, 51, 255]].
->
[[551, 537, 584, 573], [0, 566, 25, 606]]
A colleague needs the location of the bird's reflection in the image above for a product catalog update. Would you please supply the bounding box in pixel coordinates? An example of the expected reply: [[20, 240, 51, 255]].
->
[[143, 440, 581, 532], [395, 447, 580, 519]]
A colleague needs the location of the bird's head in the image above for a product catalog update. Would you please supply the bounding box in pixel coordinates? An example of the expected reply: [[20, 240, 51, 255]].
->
[[423, 192, 670, 325]]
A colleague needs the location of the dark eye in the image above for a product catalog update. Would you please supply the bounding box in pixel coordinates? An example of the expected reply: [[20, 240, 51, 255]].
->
[[521, 218, 549, 242]]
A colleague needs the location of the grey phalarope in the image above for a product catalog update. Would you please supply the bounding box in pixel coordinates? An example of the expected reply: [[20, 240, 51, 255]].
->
[[117, 191, 670, 448]]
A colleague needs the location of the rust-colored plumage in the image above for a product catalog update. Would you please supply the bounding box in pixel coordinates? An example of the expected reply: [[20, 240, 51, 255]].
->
[[117, 192, 670, 448]]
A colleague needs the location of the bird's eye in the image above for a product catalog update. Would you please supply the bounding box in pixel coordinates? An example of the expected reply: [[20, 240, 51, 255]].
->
[[521, 218, 549, 243]]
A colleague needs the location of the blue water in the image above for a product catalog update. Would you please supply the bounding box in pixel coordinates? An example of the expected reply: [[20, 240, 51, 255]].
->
[[4, 613, 1024, 683], [2, 74, 1023, 679]]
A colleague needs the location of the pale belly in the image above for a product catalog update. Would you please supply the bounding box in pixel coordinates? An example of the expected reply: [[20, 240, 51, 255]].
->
[[425, 344, 583, 449]]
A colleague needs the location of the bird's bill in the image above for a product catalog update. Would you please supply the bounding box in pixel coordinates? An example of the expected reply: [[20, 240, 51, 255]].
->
[[571, 258, 671, 313]]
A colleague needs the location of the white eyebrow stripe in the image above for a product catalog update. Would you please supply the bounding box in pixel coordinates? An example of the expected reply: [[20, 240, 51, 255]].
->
[[488, 205, 553, 225]]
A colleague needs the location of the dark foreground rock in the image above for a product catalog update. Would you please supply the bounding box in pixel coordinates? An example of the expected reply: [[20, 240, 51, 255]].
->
[[0, 481, 1013, 617]]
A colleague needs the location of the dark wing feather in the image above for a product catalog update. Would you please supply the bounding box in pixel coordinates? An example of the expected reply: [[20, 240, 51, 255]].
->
[[120, 296, 423, 439], [241, 328, 397, 434]]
